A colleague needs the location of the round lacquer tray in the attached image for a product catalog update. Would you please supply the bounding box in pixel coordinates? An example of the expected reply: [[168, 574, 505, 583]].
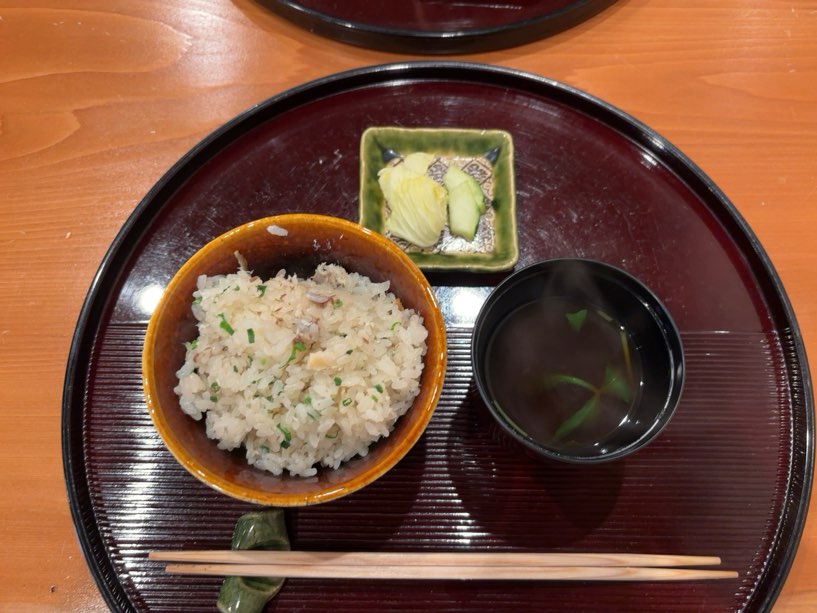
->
[[63, 62, 813, 612], [258, 0, 617, 54]]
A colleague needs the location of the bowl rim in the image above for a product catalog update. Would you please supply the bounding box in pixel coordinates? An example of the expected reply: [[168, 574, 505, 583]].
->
[[142, 213, 447, 505], [471, 257, 685, 464]]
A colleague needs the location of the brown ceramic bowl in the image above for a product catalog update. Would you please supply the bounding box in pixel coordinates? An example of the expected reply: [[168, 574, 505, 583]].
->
[[142, 214, 446, 506]]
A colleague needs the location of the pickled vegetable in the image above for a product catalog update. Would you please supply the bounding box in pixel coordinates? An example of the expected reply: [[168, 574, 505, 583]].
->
[[384, 174, 448, 247], [444, 166, 485, 240], [378, 155, 447, 247]]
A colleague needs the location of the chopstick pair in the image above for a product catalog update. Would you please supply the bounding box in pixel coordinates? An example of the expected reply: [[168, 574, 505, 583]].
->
[[149, 550, 738, 582]]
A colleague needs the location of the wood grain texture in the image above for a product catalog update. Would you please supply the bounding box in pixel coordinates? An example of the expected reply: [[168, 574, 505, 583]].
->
[[0, 0, 814, 610]]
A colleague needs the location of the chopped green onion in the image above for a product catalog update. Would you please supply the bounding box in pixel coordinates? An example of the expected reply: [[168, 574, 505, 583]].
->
[[542, 373, 597, 394], [282, 341, 307, 366], [247, 328, 255, 344], [374, 384, 384, 393], [371, 395, 378, 402], [277, 424, 292, 449], [342, 398, 352, 406], [390, 321, 400, 330], [209, 394, 218, 403], [601, 365, 633, 403], [265, 395, 273, 402], [192, 295, 202, 306], [333, 299, 343, 308], [210, 381, 220, 392], [565, 309, 588, 333], [218, 313, 235, 335], [345, 349, 353, 355], [259, 445, 270, 453], [307, 410, 319, 420], [554, 395, 599, 442], [257, 284, 267, 297], [184, 338, 198, 351], [334, 377, 342, 386], [233, 365, 239, 373], [325, 427, 339, 439], [303, 395, 312, 405]]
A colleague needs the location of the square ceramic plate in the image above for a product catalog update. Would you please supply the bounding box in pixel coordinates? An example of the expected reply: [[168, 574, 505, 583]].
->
[[358, 126, 518, 272]]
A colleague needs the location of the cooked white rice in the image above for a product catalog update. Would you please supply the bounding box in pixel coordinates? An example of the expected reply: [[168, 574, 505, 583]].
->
[[174, 262, 428, 477]]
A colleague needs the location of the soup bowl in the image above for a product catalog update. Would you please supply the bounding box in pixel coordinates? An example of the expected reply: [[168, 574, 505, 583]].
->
[[143, 214, 446, 506], [472, 258, 684, 463]]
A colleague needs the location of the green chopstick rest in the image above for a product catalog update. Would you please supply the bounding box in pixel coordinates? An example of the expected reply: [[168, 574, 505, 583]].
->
[[217, 509, 290, 613]]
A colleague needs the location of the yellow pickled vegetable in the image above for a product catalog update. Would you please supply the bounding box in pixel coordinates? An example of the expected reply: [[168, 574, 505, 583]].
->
[[402, 152, 435, 175], [378, 153, 447, 247], [384, 175, 448, 247]]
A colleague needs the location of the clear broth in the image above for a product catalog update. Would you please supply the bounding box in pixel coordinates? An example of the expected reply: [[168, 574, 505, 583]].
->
[[484, 297, 643, 450]]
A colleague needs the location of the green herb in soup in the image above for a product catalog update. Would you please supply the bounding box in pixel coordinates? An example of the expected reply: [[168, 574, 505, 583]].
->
[[485, 298, 642, 449]]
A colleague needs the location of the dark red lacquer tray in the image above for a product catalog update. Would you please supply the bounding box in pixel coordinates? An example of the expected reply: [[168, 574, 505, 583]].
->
[[63, 63, 813, 612], [259, 0, 617, 54]]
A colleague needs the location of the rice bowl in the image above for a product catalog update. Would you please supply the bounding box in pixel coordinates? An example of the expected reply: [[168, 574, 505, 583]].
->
[[175, 262, 428, 477], [142, 214, 446, 506]]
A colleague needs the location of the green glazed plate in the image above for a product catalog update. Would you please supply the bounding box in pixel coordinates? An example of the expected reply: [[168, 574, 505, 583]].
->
[[359, 126, 518, 272]]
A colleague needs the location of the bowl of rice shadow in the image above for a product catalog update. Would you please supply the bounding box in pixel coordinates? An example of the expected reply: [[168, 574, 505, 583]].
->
[[142, 214, 446, 506], [472, 258, 684, 464]]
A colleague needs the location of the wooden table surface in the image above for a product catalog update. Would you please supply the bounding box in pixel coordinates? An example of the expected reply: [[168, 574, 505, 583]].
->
[[1, 0, 815, 610]]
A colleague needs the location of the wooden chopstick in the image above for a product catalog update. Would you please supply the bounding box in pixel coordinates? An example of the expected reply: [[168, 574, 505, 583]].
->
[[160, 562, 737, 581], [150, 551, 737, 581], [149, 550, 722, 568]]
